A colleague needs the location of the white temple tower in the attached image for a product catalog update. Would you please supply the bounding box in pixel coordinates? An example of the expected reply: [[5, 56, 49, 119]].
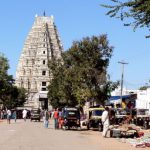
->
[[15, 14, 63, 109]]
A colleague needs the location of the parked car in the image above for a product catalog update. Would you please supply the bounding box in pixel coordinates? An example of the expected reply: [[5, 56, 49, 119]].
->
[[85, 107, 105, 131], [30, 108, 41, 122], [61, 107, 80, 130]]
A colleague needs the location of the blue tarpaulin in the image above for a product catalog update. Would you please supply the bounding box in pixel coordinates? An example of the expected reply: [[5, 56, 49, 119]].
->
[[109, 95, 130, 101]]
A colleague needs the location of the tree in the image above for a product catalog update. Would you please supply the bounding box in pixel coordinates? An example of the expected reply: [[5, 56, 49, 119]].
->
[[101, 0, 150, 37], [0, 53, 26, 108], [2, 86, 26, 109], [48, 61, 66, 108], [0, 53, 12, 104], [48, 35, 119, 108], [48, 58, 78, 108], [139, 86, 148, 90]]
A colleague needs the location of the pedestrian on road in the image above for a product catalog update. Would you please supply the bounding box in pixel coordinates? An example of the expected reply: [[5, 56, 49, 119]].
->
[[3, 110, 7, 119], [51, 109, 54, 119], [44, 110, 49, 128], [53, 108, 59, 129], [40, 109, 44, 120], [7, 109, 11, 124], [102, 107, 110, 137], [0, 110, 4, 119], [121, 99, 127, 109], [22, 109, 27, 122], [13, 110, 17, 122], [58, 109, 63, 129]]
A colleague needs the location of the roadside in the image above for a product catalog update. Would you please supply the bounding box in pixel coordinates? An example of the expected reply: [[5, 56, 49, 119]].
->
[[0, 119, 4, 122], [0, 119, 149, 150], [87, 128, 150, 150]]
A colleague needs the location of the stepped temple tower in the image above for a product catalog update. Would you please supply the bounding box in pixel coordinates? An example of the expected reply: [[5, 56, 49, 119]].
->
[[15, 14, 63, 109]]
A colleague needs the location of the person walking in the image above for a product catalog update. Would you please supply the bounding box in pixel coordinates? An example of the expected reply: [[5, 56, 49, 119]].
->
[[51, 109, 54, 119], [53, 108, 59, 129], [44, 110, 49, 128], [121, 99, 127, 109], [2, 110, 7, 119], [22, 109, 27, 122], [0, 110, 4, 119], [102, 107, 110, 137], [13, 110, 17, 122], [7, 109, 11, 124], [58, 109, 63, 129]]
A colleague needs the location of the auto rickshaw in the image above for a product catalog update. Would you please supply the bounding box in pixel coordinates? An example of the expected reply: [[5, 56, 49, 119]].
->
[[109, 108, 133, 125], [85, 107, 105, 131], [61, 107, 80, 130], [131, 108, 150, 129]]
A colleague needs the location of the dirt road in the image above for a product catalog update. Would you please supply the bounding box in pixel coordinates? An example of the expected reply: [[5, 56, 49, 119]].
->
[[0, 119, 148, 150]]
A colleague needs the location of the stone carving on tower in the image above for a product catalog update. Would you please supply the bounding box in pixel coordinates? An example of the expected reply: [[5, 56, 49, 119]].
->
[[15, 14, 63, 108]]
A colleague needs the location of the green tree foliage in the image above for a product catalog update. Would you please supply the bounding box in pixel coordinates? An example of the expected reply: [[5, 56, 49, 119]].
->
[[139, 86, 148, 90], [0, 53, 26, 108], [101, 0, 150, 37], [48, 59, 67, 108], [48, 35, 119, 108], [2, 86, 26, 109]]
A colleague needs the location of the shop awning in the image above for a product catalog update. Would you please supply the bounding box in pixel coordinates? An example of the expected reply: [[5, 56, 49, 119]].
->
[[109, 95, 130, 101]]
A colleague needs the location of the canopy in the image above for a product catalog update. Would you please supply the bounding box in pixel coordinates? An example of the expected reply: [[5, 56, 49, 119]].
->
[[109, 95, 130, 101]]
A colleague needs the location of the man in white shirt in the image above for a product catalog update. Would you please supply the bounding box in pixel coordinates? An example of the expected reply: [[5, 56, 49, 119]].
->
[[7, 109, 11, 124], [102, 107, 110, 137], [22, 109, 27, 122]]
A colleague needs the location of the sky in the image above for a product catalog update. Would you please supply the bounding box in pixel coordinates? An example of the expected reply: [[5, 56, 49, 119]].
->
[[0, 0, 149, 90]]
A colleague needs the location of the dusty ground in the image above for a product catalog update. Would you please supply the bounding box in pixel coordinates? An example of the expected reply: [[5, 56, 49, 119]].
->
[[0, 119, 149, 150]]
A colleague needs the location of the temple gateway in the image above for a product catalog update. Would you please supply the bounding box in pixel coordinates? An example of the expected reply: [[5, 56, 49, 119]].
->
[[15, 14, 63, 109]]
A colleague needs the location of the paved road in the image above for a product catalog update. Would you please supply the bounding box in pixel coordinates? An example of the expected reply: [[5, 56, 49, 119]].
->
[[0, 119, 147, 150]]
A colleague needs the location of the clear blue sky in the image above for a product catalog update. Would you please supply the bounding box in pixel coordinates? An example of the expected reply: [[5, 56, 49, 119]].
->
[[0, 0, 149, 89]]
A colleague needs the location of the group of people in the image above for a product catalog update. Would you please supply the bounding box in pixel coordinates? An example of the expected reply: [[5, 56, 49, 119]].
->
[[115, 100, 135, 109], [0, 105, 130, 138], [0, 107, 61, 128], [0, 109, 17, 124], [43, 108, 62, 129], [122, 100, 135, 109], [0, 108, 28, 124]]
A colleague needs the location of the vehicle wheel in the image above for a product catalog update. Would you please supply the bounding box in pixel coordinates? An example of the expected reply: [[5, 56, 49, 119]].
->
[[143, 121, 148, 129], [62, 126, 67, 130], [78, 127, 81, 131], [98, 125, 102, 132], [75, 126, 78, 130], [87, 123, 90, 130]]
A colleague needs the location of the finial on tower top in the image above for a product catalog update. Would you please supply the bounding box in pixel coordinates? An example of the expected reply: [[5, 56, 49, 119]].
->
[[43, 11, 46, 16], [51, 15, 54, 20]]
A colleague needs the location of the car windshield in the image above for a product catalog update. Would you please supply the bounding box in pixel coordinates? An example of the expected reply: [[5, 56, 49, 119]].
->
[[91, 110, 103, 116]]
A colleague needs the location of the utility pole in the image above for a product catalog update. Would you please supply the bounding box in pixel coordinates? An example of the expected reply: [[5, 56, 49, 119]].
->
[[118, 61, 128, 103]]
